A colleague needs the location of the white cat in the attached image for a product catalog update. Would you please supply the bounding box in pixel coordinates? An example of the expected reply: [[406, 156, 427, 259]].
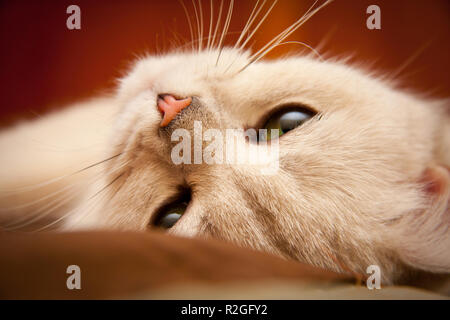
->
[[0, 0, 448, 287]]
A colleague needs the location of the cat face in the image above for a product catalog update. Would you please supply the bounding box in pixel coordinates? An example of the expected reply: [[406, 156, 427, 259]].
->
[[69, 48, 450, 284]]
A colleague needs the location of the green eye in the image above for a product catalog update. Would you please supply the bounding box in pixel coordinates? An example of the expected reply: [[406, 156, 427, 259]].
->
[[262, 107, 315, 140], [154, 201, 188, 229]]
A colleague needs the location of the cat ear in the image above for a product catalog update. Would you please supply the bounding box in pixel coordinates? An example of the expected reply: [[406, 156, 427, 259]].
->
[[394, 165, 450, 273]]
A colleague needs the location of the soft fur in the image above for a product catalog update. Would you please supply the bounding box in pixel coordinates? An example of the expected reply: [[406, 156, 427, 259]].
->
[[0, 7, 449, 288]]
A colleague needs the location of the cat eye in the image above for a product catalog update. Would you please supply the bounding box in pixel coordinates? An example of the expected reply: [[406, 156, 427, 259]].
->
[[154, 202, 187, 229], [152, 190, 191, 229], [261, 107, 316, 140]]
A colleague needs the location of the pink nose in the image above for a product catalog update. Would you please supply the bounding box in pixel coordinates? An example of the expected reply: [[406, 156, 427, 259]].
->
[[157, 94, 192, 127]]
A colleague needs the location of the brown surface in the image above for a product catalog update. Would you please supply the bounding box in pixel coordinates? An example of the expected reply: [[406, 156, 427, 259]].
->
[[0, 0, 449, 127], [0, 230, 351, 299]]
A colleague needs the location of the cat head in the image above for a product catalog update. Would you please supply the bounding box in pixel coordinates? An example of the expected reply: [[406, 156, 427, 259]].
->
[[69, 48, 450, 284]]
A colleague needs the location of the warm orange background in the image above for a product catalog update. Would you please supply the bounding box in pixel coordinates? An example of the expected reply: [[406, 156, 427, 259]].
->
[[0, 0, 448, 126]]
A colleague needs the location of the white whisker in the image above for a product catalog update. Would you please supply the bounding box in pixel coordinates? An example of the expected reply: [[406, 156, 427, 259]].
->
[[0, 152, 122, 195], [211, 0, 224, 50], [171, 31, 243, 52], [18, 160, 129, 232], [197, 0, 204, 51], [0, 173, 98, 213], [224, 0, 277, 74], [2, 173, 102, 229], [233, 0, 265, 49], [191, 0, 201, 51], [390, 40, 432, 79], [239, 0, 333, 73], [248, 0, 321, 62], [216, 0, 234, 66], [277, 40, 324, 60], [238, 0, 278, 51], [206, 0, 214, 51], [179, 0, 195, 50], [36, 168, 127, 232]]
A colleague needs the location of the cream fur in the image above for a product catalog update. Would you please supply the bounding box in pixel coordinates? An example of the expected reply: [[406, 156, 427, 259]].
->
[[0, 48, 449, 286]]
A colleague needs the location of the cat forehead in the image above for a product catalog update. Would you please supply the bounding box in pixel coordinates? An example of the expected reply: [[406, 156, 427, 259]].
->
[[118, 48, 399, 117], [117, 48, 247, 101], [125, 48, 357, 83], [129, 48, 251, 79]]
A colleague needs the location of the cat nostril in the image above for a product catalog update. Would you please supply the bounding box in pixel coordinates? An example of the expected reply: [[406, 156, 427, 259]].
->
[[157, 94, 192, 127]]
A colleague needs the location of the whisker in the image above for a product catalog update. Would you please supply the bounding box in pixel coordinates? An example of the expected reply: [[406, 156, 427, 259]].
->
[[252, 0, 329, 60], [171, 31, 243, 52], [211, 0, 224, 50], [206, 0, 214, 51], [314, 25, 337, 53], [87, 172, 125, 201], [76, 152, 123, 174], [277, 40, 324, 60], [390, 40, 432, 79], [168, 21, 189, 50], [198, 0, 204, 52], [2, 175, 100, 229], [191, 0, 201, 51], [34, 169, 127, 232], [239, 0, 333, 73], [216, 0, 234, 66], [32, 191, 101, 232], [224, 0, 277, 74], [238, 0, 278, 51], [0, 173, 99, 213], [2, 159, 130, 230], [179, 0, 195, 50], [247, 0, 321, 63], [233, 0, 265, 49], [0, 152, 122, 195]]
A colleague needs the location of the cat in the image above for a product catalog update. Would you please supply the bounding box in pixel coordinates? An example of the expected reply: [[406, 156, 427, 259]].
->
[[0, 0, 449, 289]]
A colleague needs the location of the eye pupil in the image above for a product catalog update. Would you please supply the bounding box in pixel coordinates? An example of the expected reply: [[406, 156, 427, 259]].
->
[[153, 197, 189, 230], [158, 212, 182, 229], [262, 107, 315, 140], [279, 111, 310, 133]]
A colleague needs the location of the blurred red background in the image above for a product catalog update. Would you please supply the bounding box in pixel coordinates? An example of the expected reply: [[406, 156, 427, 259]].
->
[[0, 0, 448, 127]]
